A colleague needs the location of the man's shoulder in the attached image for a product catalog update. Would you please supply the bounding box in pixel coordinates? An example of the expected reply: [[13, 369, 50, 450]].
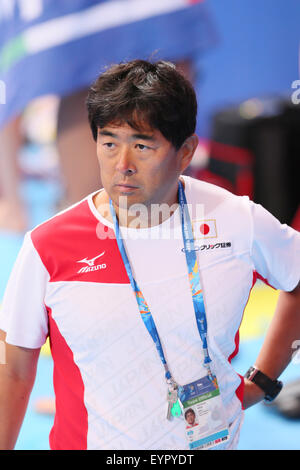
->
[[30, 195, 97, 251], [185, 176, 250, 208], [25, 193, 109, 281]]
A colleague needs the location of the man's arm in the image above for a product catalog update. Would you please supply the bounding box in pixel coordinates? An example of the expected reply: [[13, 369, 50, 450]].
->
[[0, 329, 40, 450], [243, 282, 300, 409]]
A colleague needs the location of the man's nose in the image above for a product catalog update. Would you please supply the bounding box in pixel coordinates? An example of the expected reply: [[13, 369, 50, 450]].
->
[[116, 146, 136, 175]]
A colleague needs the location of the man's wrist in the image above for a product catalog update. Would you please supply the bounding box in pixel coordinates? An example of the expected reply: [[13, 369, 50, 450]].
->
[[243, 378, 265, 409], [244, 366, 283, 402]]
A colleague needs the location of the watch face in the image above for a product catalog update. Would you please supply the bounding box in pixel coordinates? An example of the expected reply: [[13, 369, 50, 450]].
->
[[245, 366, 259, 382]]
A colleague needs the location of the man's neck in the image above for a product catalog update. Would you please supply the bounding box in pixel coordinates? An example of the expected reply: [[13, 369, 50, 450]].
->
[[93, 179, 185, 229]]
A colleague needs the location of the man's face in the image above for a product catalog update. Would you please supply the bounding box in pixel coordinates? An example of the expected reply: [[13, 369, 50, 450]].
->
[[96, 121, 193, 214], [186, 411, 195, 425]]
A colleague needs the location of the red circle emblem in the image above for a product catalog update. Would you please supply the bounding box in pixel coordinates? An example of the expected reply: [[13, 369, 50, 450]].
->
[[200, 223, 210, 235]]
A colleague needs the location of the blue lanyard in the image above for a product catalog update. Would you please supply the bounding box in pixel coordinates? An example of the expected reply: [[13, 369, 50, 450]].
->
[[110, 199, 172, 380], [177, 181, 212, 369], [109, 180, 212, 384]]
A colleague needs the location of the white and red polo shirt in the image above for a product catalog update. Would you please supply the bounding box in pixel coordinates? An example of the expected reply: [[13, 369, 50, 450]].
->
[[0, 176, 299, 450]]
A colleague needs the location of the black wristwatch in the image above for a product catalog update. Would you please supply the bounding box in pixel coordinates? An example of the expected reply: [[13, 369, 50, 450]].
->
[[244, 366, 283, 402]]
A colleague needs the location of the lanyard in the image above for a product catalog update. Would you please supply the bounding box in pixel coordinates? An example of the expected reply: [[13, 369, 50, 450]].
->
[[177, 181, 212, 370], [109, 180, 212, 385]]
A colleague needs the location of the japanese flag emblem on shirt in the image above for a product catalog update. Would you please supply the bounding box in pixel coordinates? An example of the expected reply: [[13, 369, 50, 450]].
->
[[192, 219, 218, 239]]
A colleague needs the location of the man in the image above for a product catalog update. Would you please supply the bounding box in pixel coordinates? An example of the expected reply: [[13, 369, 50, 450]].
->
[[185, 409, 198, 429], [0, 60, 299, 450]]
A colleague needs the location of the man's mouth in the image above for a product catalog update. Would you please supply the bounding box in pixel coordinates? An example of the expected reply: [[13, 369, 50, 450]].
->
[[115, 183, 139, 192]]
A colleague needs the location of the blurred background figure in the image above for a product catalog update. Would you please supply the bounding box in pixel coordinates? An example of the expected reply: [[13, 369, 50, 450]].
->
[[0, 0, 216, 232]]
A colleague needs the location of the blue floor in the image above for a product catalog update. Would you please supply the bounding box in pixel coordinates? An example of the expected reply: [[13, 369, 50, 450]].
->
[[1, 176, 299, 451], [234, 339, 300, 450]]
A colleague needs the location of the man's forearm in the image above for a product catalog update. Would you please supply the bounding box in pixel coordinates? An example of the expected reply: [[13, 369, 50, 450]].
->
[[0, 332, 40, 450], [0, 372, 33, 449], [243, 285, 300, 409], [254, 286, 300, 378]]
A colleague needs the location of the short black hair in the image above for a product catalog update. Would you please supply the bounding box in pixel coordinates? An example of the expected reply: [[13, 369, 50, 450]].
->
[[184, 408, 195, 419], [86, 59, 197, 150]]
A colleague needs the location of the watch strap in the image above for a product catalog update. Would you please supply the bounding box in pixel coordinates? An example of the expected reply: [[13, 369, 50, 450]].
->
[[244, 366, 283, 402]]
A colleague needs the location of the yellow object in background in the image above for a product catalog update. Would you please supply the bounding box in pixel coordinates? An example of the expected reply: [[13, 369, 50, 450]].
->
[[240, 284, 279, 341], [41, 338, 51, 356]]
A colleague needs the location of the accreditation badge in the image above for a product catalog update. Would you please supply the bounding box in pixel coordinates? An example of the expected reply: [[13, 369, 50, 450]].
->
[[178, 374, 229, 450]]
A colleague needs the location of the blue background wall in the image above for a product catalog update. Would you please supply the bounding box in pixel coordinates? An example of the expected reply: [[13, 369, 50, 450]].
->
[[196, 0, 300, 137]]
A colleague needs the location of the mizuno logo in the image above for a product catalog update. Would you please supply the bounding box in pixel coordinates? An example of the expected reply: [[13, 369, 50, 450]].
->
[[77, 252, 105, 267], [76, 252, 107, 274]]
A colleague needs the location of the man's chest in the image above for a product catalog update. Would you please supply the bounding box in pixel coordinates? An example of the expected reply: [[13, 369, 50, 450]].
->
[[44, 226, 253, 372]]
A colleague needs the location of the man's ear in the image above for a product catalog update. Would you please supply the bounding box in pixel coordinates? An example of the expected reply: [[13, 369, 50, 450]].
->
[[178, 134, 199, 173]]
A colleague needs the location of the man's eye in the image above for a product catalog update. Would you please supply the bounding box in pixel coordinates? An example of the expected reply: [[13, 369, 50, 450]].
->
[[136, 144, 149, 150], [103, 142, 115, 148]]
